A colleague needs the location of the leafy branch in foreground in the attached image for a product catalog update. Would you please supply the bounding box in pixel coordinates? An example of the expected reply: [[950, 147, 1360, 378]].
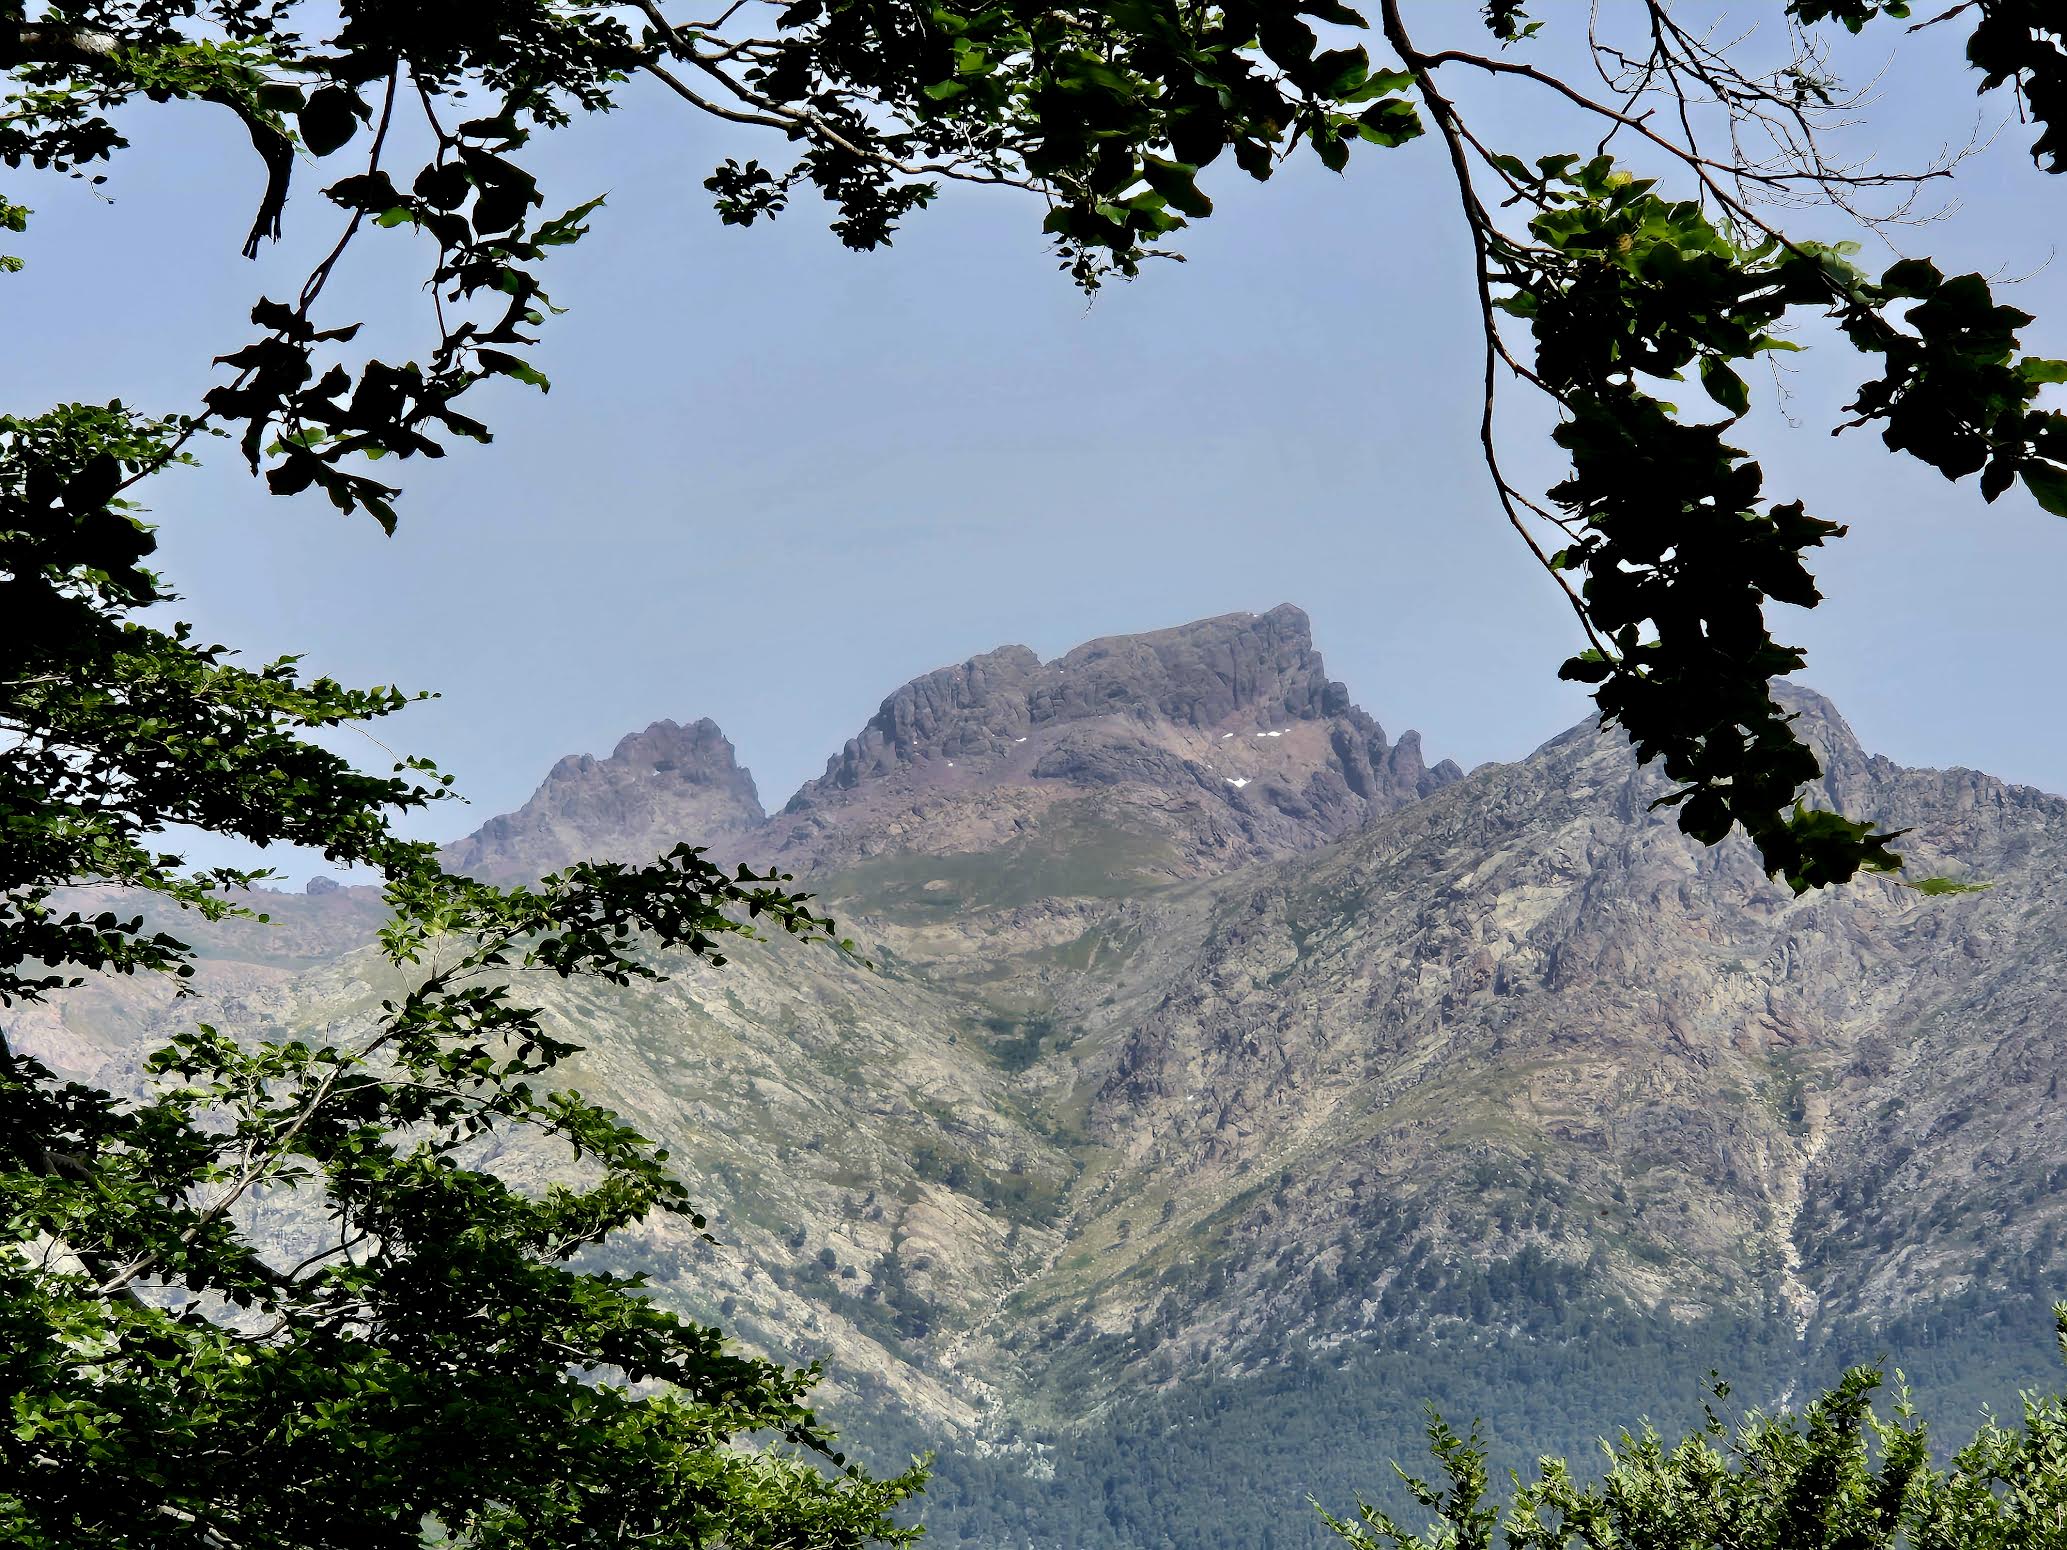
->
[[1, 403, 916, 1546], [0, 852, 921, 1546], [1324, 1309, 2067, 1549], [2, 2, 1423, 526], [1486, 157, 2064, 887], [1368, 0, 2067, 890]]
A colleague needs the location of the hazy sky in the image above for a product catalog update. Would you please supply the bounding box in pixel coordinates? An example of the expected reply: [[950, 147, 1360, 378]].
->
[[13, 6, 2066, 879]]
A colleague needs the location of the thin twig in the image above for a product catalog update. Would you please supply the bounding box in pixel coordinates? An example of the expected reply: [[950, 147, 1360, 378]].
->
[[1377, 0, 1609, 663]]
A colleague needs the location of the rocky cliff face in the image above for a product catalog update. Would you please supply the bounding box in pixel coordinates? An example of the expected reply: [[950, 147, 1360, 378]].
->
[[767, 604, 1458, 880], [440, 716, 765, 882], [408, 679, 2067, 1428], [1032, 687, 2067, 1386]]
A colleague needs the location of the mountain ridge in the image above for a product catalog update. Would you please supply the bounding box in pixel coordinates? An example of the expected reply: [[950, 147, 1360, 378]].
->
[[439, 604, 1463, 889]]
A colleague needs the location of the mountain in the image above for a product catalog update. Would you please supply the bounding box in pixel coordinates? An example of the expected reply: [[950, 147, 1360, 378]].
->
[[26, 609, 2067, 1550], [765, 603, 1459, 878], [439, 716, 764, 881], [1061, 686, 2057, 1359], [434, 605, 1459, 892]]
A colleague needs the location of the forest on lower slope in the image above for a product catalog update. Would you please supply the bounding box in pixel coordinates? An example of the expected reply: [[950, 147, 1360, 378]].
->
[[855, 1282, 2067, 1549]]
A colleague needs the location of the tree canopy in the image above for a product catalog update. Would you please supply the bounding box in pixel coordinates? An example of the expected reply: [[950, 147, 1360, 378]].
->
[[1324, 1314, 2067, 1550]]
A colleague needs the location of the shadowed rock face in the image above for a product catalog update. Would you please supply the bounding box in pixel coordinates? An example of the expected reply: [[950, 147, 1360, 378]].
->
[[440, 717, 764, 882]]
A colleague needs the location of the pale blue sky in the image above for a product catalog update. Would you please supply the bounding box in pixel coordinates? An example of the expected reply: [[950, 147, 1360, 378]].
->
[[12, 7, 2065, 877]]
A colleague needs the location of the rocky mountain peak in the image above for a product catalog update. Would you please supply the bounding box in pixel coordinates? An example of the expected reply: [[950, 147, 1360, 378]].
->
[[595, 716, 765, 798], [440, 716, 764, 882], [785, 605, 1456, 804], [787, 607, 1342, 798], [1045, 602, 1341, 727], [770, 605, 1460, 875], [440, 607, 1463, 890], [1768, 682, 1893, 812]]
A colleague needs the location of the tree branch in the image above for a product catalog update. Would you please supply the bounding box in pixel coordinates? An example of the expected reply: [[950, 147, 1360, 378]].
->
[[1378, 0, 1609, 663], [0, 23, 121, 67]]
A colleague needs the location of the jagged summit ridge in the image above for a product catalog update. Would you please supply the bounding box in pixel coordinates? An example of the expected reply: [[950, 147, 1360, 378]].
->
[[441, 716, 764, 882], [795, 605, 1346, 797], [782, 604, 1458, 826], [445, 606, 1461, 882]]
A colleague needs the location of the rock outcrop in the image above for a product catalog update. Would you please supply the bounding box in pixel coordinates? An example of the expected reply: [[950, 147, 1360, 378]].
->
[[768, 604, 1458, 877], [440, 716, 765, 882], [436, 608, 1460, 900]]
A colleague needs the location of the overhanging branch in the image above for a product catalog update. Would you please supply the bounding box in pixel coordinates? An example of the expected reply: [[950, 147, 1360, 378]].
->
[[0, 23, 122, 68]]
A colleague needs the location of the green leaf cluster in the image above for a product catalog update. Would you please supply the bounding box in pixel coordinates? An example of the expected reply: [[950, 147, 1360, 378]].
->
[[0, 3, 1436, 527], [1488, 153, 2064, 889], [0, 401, 454, 1001], [1, 399, 919, 1544], [0, 846, 923, 1547]]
